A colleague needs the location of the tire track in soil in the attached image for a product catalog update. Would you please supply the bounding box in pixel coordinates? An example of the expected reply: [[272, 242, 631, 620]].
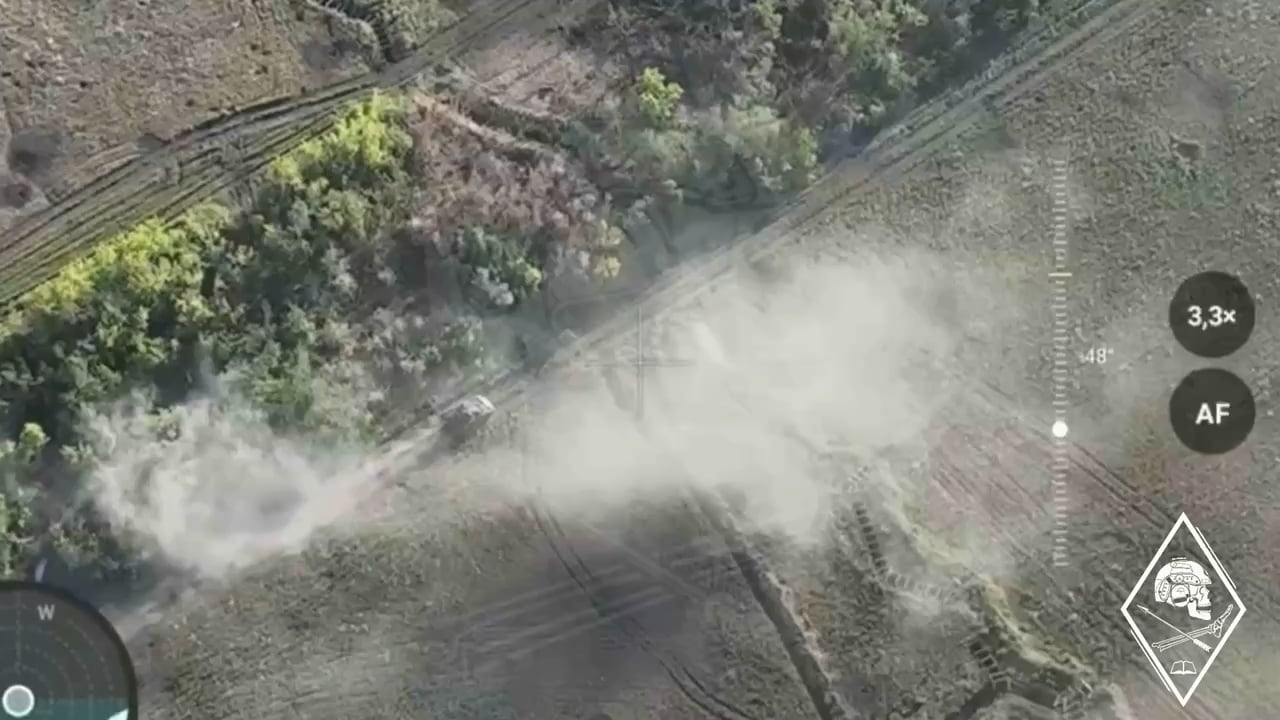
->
[[0, 0, 596, 307], [769, 221, 1269, 719], [1022, 106, 1280, 718], [530, 504, 760, 720], [10, 113, 339, 292], [436, 534, 726, 641], [782, 435, 1092, 717], [431, 539, 752, 688], [692, 491, 861, 720], [2, 0, 1141, 440], [0, 75, 374, 291], [935, 405, 1174, 703], [823, 499, 919, 718]]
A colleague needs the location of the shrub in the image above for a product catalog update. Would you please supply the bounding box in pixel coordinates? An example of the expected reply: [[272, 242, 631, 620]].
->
[[704, 103, 819, 195], [971, 0, 1042, 35], [0, 424, 44, 577], [831, 0, 929, 88], [633, 68, 684, 128], [353, 0, 456, 61], [621, 101, 818, 205], [268, 93, 412, 194], [457, 227, 543, 309], [0, 208, 227, 443]]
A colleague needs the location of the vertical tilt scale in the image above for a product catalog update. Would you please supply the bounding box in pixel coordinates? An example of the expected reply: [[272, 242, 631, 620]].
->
[[1048, 157, 1071, 568]]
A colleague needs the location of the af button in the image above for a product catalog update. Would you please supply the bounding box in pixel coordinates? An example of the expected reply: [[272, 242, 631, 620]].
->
[[1169, 368, 1256, 454]]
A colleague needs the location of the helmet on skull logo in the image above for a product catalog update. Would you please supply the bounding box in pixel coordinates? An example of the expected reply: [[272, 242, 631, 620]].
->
[[1153, 557, 1213, 621]]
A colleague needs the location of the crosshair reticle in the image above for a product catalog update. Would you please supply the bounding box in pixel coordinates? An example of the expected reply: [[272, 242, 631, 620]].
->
[[0, 581, 137, 720]]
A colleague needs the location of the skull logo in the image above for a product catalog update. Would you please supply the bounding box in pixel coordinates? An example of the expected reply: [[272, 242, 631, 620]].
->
[[1153, 557, 1213, 621]]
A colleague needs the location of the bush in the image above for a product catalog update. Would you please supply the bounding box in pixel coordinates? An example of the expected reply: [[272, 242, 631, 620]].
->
[[703, 103, 819, 195], [633, 68, 684, 128], [831, 0, 929, 100], [269, 93, 413, 192], [970, 0, 1043, 36], [620, 101, 818, 205], [353, 0, 456, 61], [591, 0, 784, 106], [457, 227, 543, 309], [0, 424, 44, 577]]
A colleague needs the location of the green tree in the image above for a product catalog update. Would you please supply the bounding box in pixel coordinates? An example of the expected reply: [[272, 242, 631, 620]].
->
[[633, 68, 685, 128], [457, 227, 543, 309], [0, 207, 226, 444], [0, 423, 47, 576], [620, 101, 818, 205]]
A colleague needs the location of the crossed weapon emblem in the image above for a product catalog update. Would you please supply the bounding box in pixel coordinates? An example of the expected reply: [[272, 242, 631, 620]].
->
[[1135, 603, 1235, 653]]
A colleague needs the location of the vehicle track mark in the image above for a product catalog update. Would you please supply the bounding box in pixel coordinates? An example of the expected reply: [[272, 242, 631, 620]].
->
[[529, 503, 758, 720]]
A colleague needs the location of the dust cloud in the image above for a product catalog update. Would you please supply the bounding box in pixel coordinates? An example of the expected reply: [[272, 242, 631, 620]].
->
[[80, 383, 381, 580], [78, 245, 1020, 585], [511, 251, 967, 545]]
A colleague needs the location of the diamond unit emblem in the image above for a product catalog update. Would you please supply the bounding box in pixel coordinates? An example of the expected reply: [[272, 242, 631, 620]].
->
[[1120, 513, 1245, 706]]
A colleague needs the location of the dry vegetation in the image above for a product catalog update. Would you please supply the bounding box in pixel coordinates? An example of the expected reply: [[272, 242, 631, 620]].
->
[[407, 96, 626, 287]]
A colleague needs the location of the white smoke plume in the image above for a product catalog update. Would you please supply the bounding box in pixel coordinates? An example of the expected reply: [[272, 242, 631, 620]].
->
[[77, 244, 1028, 589], [511, 250, 967, 545], [80, 386, 378, 580]]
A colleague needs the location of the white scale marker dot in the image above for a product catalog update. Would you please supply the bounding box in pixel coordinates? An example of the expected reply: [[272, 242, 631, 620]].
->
[[1051, 420, 1069, 439]]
